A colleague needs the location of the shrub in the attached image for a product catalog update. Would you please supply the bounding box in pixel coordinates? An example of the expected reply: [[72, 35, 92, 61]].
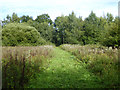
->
[[2, 23, 47, 46], [2, 46, 54, 88], [60, 44, 119, 88]]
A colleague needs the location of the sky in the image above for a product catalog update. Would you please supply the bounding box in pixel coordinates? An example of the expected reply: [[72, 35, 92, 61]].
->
[[0, 0, 119, 21]]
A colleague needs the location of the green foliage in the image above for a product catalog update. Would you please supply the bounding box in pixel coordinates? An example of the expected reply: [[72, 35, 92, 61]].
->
[[106, 13, 114, 23], [11, 13, 20, 23], [2, 23, 47, 46], [54, 12, 84, 46], [3, 13, 20, 24], [20, 15, 33, 23], [60, 44, 119, 88], [0, 22, 2, 45], [83, 11, 101, 44], [2, 46, 54, 88], [2, 11, 119, 47], [100, 21, 119, 48], [35, 14, 52, 25], [26, 47, 104, 88], [33, 22, 54, 42]]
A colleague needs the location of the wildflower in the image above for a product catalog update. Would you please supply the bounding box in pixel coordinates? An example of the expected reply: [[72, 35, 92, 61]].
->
[[109, 47, 112, 50]]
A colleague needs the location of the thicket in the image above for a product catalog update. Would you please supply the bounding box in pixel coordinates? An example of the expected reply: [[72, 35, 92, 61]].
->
[[60, 44, 119, 88], [2, 23, 47, 46], [1, 11, 119, 47], [1, 11, 119, 88], [2, 46, 54, 88]]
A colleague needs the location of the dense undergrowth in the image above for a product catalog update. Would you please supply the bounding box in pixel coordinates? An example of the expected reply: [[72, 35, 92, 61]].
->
[[1, 44, 119, 88], [60, 44, 119, 88], [26, 47, 105, 88], [2, 45, 54, 88]]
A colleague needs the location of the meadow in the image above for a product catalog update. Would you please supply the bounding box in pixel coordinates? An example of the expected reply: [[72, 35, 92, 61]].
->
[[2, 45, 54, 88], [2, 44, 119, 88], [1, 11, 119, 88], [60, 44, 119, 88]]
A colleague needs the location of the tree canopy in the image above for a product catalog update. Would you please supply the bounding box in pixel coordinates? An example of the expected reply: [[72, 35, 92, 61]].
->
[[2, 23, 47, 46], [1, 11, 119, 48]]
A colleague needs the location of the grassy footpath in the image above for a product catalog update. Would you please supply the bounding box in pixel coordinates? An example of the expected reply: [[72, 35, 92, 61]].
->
[[26, 47, 105, 88]]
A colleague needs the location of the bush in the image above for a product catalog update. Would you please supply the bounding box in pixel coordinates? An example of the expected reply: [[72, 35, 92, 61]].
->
[[87, 53, 119, 87], [2, 23, 47, 46], [60, 44, 119, 88], [2, 46, 54, 88]]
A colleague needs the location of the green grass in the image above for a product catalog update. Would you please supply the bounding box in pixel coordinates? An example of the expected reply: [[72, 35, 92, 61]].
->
[[26, 47, 106, 88], [60, 44, 119, 88]]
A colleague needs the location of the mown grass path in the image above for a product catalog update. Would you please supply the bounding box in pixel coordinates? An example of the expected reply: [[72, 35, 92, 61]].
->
[[27, 47, 105, 88]]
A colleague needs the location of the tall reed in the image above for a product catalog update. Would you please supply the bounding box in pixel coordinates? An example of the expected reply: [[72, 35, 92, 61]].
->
[[60, 44, 119, 88], [2, 46, 54, 88]]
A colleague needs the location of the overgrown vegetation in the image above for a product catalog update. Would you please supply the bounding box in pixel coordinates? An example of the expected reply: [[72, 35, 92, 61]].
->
[[25, 47, 105, 88], [2, 11, 120, 47], [1, 11, 119, 88], [2, 46, 54, 88], [60, 44, 119, 88], [2, 23, 47, 46]]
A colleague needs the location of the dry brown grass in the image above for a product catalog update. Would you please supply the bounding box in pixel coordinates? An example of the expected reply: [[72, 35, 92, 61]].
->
[[2, 45, 54, 88]]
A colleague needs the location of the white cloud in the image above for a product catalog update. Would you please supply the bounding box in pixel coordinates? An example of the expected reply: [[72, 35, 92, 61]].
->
[[0, 0, 118, 21]]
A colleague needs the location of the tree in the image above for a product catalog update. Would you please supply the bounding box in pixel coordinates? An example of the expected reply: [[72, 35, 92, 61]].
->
[[2, 13, 20, 25], [6, 15, 11, 23], [2, 23, 47, 46], [116, 17, 120, 47], [54, 12, 84, 45], [35, 14, 52, 25], [54, 15, 69, 45], [11, 13, 20, 23], [2, 15, 11, 25], [106, 13, 114, 23], [2, 11, 118, 47], [83, 11, 100, 44], [100, 17, 119, 48], [34, 22, 54, 42], [0, 20, 2, 45], [20, 15, 33, 23]]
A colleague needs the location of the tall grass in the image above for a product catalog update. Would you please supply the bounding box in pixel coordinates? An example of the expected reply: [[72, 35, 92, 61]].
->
[[2, 46, 54, 88], [60, 44, 119, 88]]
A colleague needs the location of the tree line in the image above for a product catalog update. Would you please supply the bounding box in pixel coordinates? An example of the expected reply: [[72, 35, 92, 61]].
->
[[1, 11, 120, 48]]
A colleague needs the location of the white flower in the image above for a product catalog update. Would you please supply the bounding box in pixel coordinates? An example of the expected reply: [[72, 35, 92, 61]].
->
[[109, 47, 112, 50]]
